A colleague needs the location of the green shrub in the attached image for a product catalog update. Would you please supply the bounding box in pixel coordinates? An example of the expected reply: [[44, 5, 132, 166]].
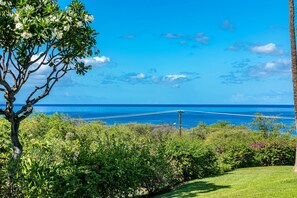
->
[[216, 143, 256, 172], [252, 141, 295, 166], [189, 122, 210, 140], [165, 137, 219, 181], [126, 123, 154, 135], [0, 118, 11, 169], [1, 113, 296, 197]]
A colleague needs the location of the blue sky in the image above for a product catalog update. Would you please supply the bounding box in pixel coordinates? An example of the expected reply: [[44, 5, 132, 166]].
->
[[40, 0, 292, 104]]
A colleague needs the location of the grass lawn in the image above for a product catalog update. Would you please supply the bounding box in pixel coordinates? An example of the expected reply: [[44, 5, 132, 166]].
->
[[154, 166, 297, 198]]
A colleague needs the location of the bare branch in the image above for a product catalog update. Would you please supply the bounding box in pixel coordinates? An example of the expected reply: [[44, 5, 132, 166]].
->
[[0, 49, 5, 71], [28, 43, 50, 66], [26, 62, 69, 106], [11, 51, 22, 72], [16, 106, 33, 121]]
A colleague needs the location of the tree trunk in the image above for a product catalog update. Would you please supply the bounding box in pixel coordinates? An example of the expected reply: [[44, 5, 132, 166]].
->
[[289, 0, 297, 172], [5, 118, 23, 196], [9, 118, 22, 168]]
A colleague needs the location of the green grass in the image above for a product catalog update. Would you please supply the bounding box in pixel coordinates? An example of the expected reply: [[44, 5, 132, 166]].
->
[[155, 166, 297, 198]]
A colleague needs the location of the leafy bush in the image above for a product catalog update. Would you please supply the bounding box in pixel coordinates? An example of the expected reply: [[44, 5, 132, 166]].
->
[[252, 141, 295, 166], [0, 118, 11, 169], [165, 137, 219, 181], [188, 122, 210, 140], [216, 143, 256, 172], [1, 114, 296, 197]]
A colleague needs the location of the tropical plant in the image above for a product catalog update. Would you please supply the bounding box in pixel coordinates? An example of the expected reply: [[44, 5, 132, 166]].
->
[[0, 0, 98, 169]]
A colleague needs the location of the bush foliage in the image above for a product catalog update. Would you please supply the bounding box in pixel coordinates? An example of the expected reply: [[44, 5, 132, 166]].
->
[[0, 114, 296, 197]]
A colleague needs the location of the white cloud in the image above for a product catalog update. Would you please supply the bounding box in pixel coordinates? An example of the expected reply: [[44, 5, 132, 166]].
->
[[161, 32, 210, 45], [250, 43, 283, 55], [163, 74, 187, 81], [100, 72, 199, 88], [29, 53, 51, 76], [194, 33, 209, 44], [31, 54, 110, 66], [248, 59, 291, 78], [30, 54, 111, 76], [162, 33, 183, 39], [83, 56, 110, 64], [30, 53, 45, 65], [227, 42, 284, 56], [221, 58, 291, 84], [133, 73, 145, 79]]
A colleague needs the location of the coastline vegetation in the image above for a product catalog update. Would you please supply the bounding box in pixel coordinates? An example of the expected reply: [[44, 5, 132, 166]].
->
[[0, 113, 296, 197]]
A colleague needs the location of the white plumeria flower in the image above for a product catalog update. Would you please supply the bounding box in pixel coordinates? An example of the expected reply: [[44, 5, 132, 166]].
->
[[49, 15, 58, 22], [24, 5, 34, 12], [51, 28, 58, 39], [63, 25, 70, 32], [0, 0, 5, 6], [52, 29, 63, 40], [15, 23, 23, 30], [14, 13, 20, 22], [49, 15, 54, 21], [66, 16, 72, 23], [56, 32, 63, 39], [21, 32, 32, 39], [76, 21, 83, 27], [84, 14, 94, 22]]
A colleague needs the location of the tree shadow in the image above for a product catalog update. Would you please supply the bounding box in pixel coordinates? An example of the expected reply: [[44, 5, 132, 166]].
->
[[154, 181, 230, 198]]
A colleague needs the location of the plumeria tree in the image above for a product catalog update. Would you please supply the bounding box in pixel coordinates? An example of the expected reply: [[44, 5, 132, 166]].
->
[[0, 0, 98, 165]]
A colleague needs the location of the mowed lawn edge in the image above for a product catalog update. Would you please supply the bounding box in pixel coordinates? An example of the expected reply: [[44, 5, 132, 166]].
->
[[154, 166, 297, 198]]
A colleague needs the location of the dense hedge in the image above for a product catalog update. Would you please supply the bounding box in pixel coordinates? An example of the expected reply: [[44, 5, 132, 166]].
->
[[0, 114, 296, 197], [190, 120, 296, 172], [0, 114, 219, 197]]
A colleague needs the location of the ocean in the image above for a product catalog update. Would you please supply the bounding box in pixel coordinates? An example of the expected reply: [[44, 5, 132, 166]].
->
[[17, 104, 296, 129]]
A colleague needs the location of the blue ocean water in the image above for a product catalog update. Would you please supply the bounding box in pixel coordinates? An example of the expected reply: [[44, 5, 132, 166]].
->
[[19, 104, 296, 128]]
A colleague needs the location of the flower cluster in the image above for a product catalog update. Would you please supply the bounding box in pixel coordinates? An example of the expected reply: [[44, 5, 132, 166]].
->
[[52, 28, 63, 40], [15, 22, 23, 30], [49, 15, 59, 23], [23, 4, 34, 12], [0, 0, 5, 6], [250, 142, 266, 149], [13, 11, 34, 40], [21, 32, 32, 39], [0, 0, 97, 62], [8, 3, 94, 42], [84, 14, 94, 22], [76, 21, 83, 27], [0, 0, 11, 7]]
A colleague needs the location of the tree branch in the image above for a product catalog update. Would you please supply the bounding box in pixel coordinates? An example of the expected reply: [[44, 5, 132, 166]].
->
[[26, 63, 69, 106]]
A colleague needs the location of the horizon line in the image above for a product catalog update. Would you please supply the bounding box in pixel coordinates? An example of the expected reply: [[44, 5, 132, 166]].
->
[[0, 104, 294, 106]]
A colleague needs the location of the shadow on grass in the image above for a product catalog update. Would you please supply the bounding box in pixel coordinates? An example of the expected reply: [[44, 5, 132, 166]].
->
[[154, 181, 230, 198]]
